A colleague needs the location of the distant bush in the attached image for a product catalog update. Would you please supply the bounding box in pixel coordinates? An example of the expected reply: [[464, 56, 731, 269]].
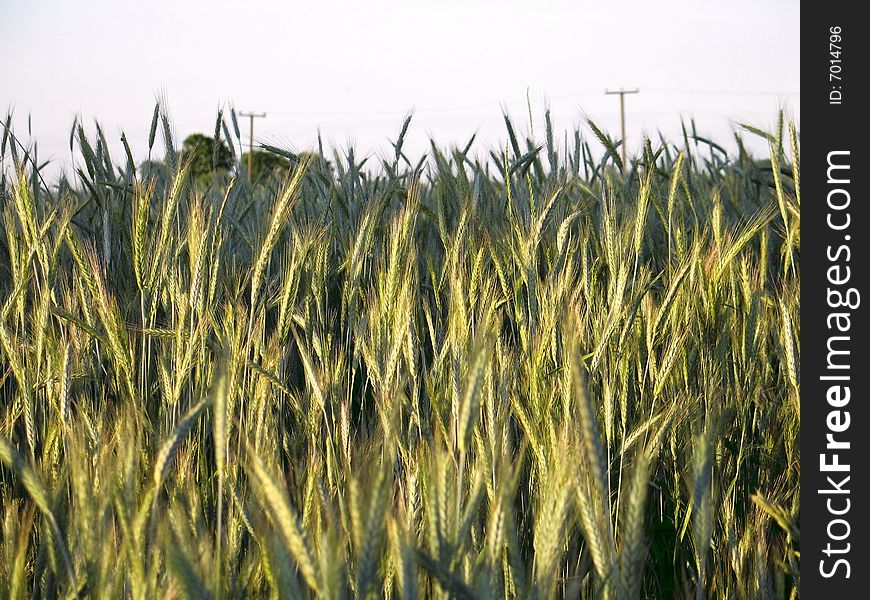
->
[[181, 133, 234, 183]]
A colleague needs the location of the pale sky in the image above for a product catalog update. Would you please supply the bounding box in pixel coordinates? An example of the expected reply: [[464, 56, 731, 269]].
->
[[2, 0, 799, 178]]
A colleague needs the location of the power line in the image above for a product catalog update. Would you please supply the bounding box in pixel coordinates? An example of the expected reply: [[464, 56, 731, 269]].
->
[[644, 89, 799, 97], [239, 111, 266, 183], [250, 89, 796, 121], [605, 88, 639, 168]]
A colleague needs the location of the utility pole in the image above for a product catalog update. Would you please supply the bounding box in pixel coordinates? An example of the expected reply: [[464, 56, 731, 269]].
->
[[239, 111, 266, 183], [604, 88, 638, 168]]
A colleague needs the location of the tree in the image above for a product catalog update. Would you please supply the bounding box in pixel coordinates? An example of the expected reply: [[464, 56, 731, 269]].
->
[[240, 150, 293, 181], [181, 133, 233, 183]]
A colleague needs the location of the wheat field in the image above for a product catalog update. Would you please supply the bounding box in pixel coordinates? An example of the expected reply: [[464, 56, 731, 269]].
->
[[0, 107, 799, 599]]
